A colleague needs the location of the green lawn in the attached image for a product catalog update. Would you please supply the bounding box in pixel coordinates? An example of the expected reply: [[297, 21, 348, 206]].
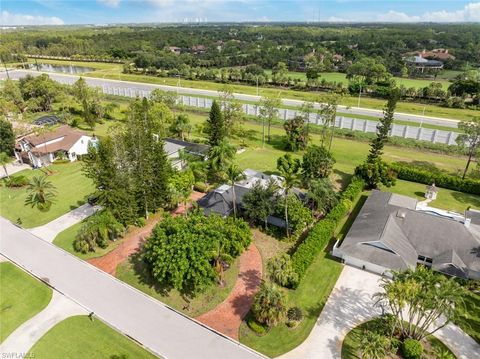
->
[[53, 222, 123, 260], [27, 315, 157, 359], [387, 179, 480, 212], [116, 254, 240, 317], [79, 66, 476, 121], [0, 162, 94, 228], [0, 262, 52, 343], [341, 318, 457, 359], [454, 288, 480, 344], [237, 192, 366, 357]]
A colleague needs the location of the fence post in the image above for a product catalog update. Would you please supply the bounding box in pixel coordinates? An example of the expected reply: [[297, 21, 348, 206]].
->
[[403, 125, 408, 138], [283, 109, 288, 121], [338, 116, 343, 129], [195, 97, 199, 107], [351, 118, 356, 131], [417, 127, 423, 140], [255, 105, 259, 116], [363, 120, 368, 132], [432, 130, 437, 143]]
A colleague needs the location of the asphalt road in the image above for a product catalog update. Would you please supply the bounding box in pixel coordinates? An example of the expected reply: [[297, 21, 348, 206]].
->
[[0, 217, 263, 359], [1, 69, 460, 128]]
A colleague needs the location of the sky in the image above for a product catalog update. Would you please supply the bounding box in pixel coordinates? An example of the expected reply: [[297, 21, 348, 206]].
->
[[1, 0, 480, 25]]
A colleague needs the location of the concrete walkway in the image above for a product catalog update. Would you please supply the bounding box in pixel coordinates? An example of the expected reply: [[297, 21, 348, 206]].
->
[[28, 204, 100, 242], [0, 217, 263, 359], [0, 162, 30, 179], [196, 243, 262, 340], [0, 291, 87, 355], [280, 265, 480, 359]]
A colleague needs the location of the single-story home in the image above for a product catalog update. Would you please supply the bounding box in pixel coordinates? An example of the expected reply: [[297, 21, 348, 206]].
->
[[198, 168, 304, 228], [164, 138, 210, 170], [15, 125, 97, 168], [333, 190, 480, 280]]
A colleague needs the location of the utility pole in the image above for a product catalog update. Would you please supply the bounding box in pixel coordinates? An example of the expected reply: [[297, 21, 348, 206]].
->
[[357, 83, 362, 108]]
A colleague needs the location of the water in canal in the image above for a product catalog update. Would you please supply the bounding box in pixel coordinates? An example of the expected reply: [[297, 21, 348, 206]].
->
[[27, 63, 95, 74]]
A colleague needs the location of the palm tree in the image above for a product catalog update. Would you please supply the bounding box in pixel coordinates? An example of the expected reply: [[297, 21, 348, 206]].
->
[[208, 139, 236, 180], [211, 241, 233, 287], [252, 281, 287, 328], [24, 175, 57, 211], [0, 152, 11, 179], [276, 154, 301, 238], [226, 164, 245, 217], [360, 331, 389, 359]]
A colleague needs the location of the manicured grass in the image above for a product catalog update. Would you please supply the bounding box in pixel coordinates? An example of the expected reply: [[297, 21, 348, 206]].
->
[[239, 251, 343, 357], [237, 192, 365, 357], [454, 288, 480, 344], [387, 179, 480, 212], [0, 162, 94, 228], [187, 111, 480, 211], [341, 318, 457, 359], [28, 315, 157, 359], [0, 262, 52, 343], [52, 222, 123, 260], [80, 66, 476, 121], [116, 254, 240, 317]]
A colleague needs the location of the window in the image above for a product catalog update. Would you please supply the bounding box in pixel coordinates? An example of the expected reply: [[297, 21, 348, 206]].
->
[[417, 255, 432, 266]]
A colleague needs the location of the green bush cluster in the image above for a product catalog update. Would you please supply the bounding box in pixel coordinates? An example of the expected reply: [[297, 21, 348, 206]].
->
[[291, 176, 365, 283], [390, 162, 480, 195], [3, 175, 29, 188], [402, 338, 424, 359], [247, 315, 268, 336]]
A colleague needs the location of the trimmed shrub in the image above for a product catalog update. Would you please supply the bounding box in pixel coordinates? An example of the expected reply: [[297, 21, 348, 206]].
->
[[286, 306, 303, 328], [247, 315, 268, 336], [267, 254, 299, 288], [193, 181, 208, 193], [402, 338, 423, 359], [390, 162, 480, 195], [4, 175, 29, 188], [291, 176, 365, 282]]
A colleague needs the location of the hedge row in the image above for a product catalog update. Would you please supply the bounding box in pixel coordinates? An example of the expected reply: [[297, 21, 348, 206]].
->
[[291, 176, 365, 282], [390, 163, 480, 195]]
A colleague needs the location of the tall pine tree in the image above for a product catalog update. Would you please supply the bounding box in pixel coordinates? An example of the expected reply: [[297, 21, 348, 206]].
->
[[355, 88, 400, 189], [367, 89, 400, 162], [205, 100, 226, 147]]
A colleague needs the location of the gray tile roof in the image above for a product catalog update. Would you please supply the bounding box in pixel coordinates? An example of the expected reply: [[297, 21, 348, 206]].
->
[[339, 190, 480, 279]]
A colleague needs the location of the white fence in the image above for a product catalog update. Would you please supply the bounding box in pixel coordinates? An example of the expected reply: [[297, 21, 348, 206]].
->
[[100, 85, 460, 146]]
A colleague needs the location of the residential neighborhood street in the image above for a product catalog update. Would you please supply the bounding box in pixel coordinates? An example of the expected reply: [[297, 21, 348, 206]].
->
[[0, 216, 264, 359]]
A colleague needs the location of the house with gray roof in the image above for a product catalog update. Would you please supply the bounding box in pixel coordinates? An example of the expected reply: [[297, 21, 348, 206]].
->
[[197, 169, 304, 228], [164, 138, 209, 170], [334, 190, 480, 280]]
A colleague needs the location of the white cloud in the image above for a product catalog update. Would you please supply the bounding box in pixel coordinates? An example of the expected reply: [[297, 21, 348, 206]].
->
[[328, 2, 480, 23], [98, 0, 121, 7], [0, 10, 64, 25]]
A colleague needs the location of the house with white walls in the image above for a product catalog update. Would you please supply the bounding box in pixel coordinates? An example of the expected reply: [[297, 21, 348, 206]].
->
[[15, 125, 97, 167]]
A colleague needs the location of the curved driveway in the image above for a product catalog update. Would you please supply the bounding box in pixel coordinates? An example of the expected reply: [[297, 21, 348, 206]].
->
[[0, 217, 264, 359], [279, 265, 480, 359]]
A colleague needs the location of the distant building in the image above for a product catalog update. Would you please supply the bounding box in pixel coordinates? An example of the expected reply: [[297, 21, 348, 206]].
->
[[421, 48, 456, 61], [164, 138, 209, 170], [191, 45, 206, 54], [334, 190, 480, 280], [15, 125, 97, 167], [405, 55, 444, 73], [167, 46, 182, 55]]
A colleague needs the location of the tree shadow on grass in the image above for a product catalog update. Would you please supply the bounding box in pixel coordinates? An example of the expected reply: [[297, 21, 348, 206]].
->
[[128, 250, 172, 297], [451, 191, 480, 208], [333, 169, 353, 191]]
